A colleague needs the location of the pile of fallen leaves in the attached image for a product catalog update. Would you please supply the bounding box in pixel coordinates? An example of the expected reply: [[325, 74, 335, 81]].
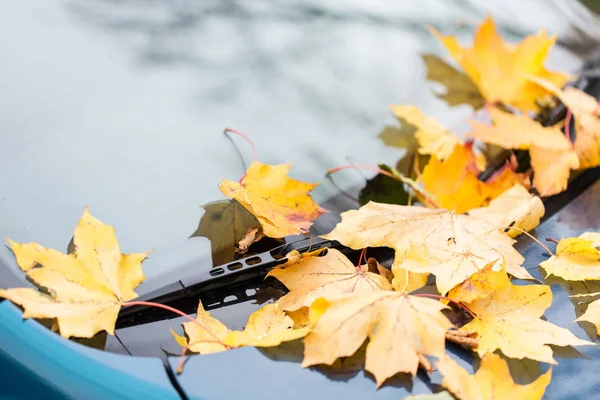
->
[[2, 17, 600, 400]]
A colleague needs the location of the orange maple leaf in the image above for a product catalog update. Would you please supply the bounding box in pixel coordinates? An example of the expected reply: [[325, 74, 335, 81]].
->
[[430, 17, 569, 111], [219, 161, 327, 238], [420, 142, 530, 213]]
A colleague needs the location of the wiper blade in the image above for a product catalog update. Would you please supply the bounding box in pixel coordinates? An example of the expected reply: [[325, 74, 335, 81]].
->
[[116, 236, 343, 328]]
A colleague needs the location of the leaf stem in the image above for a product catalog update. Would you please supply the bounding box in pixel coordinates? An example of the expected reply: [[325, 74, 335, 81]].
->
[[176, 339, 229, 374], [545, 237, 559, 245], [413, 293, 476, 318], [224, 128, 258, 182], [122, 301, 227, 346], [357, 248, 367, 269], [326, 164, 439, 208], [564, 110, 573, 145], [499, 226, 555, 256], [224, 128, 258, 162]]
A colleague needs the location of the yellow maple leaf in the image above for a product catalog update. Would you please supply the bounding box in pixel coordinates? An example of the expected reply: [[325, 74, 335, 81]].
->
[[391, 105, 460, 162], [430, 17, 569, 111], [560, 88, 600, 169], [468, 184, 544, 238], [576, 297, 600, 337], [392, 105, 487, 170], [469, 107, 579, 196], [323, 202, 532, 295], [540, 232, 600, 280], [470, 107, 570, 151], [302, 291, 453, 387], [421, 143, 530, 213], [529, 146, 580, 196], [0, 207, 151, 338], [529, 77, 600, 169], [436, 353, 552, 400], [173, 301, 309, 354], [219, 161, 326, 238], [267, 248, 393, 311], [449, 262, 592, 363]]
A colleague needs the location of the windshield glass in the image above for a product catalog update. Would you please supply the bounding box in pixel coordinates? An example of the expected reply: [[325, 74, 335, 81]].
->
[[1, 1, 599, 356]]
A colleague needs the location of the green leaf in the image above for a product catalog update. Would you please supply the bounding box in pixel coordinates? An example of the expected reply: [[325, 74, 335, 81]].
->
[[358, 164, 409, 206], [421, 53, 485, 109]]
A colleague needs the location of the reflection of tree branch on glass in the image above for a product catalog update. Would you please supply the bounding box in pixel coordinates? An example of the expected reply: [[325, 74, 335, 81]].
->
[[65, 0, 441, 125]]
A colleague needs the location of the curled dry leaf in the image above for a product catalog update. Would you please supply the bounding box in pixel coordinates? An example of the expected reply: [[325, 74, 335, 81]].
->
[[366, 257, 393, 283], [421, 143, 530, 213], [324, 202, 532, 294], [0, 208, 151, 338], [448, 261, 593, 363], [236, 226, 265, 255], [302, 291, 453, 387], [219, 161, 326, 238], [469, 107, 579, 196], [436, 353, 552, 400], [468, 184, 544, 237], [540, 232, 600, 280], [173, 301, 309, 354], [530, 76, 600, 169], [430, 17, 569, 111], [267, 248, 393, 311]]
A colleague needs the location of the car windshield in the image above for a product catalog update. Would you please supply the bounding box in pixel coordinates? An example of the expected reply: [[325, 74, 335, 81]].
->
[[1, 1, 599, 358]]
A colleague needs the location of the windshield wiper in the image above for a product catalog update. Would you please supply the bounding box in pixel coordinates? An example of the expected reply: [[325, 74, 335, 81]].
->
[[116, 73, 600, 330], [116, 236, 347, 328]]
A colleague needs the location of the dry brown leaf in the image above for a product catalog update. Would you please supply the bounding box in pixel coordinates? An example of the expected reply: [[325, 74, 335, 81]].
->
[[323, 202, 532, 294], [219, 161, 326, 238], [236, 226, 265, 254], [468, 184, 544, 237], [0, 208, 151, 338], [540, 232, 600, 280], [431, 17, 569, 111], [302, 291, 453, 387], [449, 261, 593, 363], [437, 353, 552, 400], [267, 248, 393, 311]]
